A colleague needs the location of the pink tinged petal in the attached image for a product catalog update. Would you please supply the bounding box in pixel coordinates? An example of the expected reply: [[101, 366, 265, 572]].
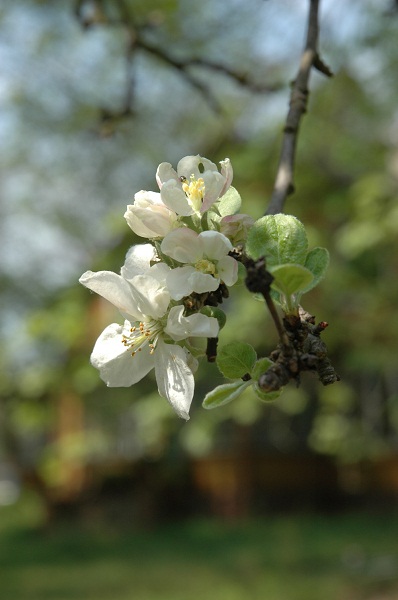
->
[[125, 205, 177, 238], [133, 190, 163, 207], [161, 228, 202, 263], [154, 339, 194, 420], [219, 158, 233, 196], [165, 306, 219, 341], [177, 155, 217, 180], [217, 255, 238, 286], [201, 171, 225, 213], [156, 162, 178, 188], [160, 180, 193, 216], [166, 266, 196, 300], [90, 322, 154, 387], [128, 274, 170, 319], [189, 271, 219, 294], [79, 270, 141, 320], [199, 230, 232, 260], [121, 244, 157, 280]]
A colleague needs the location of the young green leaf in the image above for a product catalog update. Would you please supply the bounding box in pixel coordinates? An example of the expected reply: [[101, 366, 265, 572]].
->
[[252, 383, 283, 403], [251, 357, 275, 380], [301, 247, 330, 293], [269, 264, 314, 296], [216, 342, 257, 379], [203, 380, 251, 409], [246, 214, 308, 266]]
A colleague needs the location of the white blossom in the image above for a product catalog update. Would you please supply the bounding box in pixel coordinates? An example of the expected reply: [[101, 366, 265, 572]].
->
[[156, 155, 233, 216], [160, 228, 238, 300], [124, 190, 179, 239], [79, 254, 218, 419]]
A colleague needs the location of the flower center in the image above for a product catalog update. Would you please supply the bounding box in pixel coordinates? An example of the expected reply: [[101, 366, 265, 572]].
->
[[195, 258, 217, 276], [181, 174, 205, 214], [122, 320, 163, 356]]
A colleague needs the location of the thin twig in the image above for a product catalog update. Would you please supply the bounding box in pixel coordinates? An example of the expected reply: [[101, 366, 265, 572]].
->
[[266, 0, 330, 215]]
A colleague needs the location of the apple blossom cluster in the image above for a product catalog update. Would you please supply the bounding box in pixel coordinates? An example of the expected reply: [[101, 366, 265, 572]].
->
[[79, 155, 253, 420]]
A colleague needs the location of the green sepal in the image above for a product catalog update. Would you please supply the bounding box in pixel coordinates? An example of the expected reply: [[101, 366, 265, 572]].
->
[[200, 306, 227, 330], [216, 341, 257, 379], [202, 380, 251, 410], [269, 263, 314, 297], [217, 186, 242, 216], [301, 247, 330, 293], [246, 214, 308, 266]]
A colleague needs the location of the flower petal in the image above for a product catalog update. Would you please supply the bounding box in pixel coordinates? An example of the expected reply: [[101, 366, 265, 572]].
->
[[188, 271, 219, 294], [217, 255, 239, 286], [154, 339, 194, 420], [121, 244, 157, 280], [219, 158, 233, 196], [201, 171, 225, 213], [165, 306, 219, 341], [166, 266, 196, 300], [160, 179, 193, 216], [125, 204, 176, 238], [156, 162, 178, 188], [91, 321, 154, 387], [79, 270, 141, 320], [128, 274, 170, 319], [199, 230, 232, 260], [177, 155, 217, 179], [161, 228, 202, 263]]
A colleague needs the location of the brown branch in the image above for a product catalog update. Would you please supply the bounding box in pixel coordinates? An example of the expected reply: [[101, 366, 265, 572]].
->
[[266, 0, 332, 216]]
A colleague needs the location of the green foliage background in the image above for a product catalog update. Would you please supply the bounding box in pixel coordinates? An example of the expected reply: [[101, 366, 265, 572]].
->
[[1, 0, 398, 495]]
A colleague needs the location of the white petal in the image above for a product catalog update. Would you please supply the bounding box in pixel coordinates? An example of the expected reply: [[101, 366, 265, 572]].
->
[[189, 271, 220, 294], [79, 270, 141, 320], [121, 244, 157, 280], [217, 255, 239, 286], [128, 274, 170, 319], [154, 339, 194, 420], [160, 180, 193, 216], [165, 306, 219, 341], [166, 266, 196, 300], [91, 322, 154, 387], [177, 155, 217, 179], [133, 190, 163, 207], [148, 262, 171, 286], [219, 158, 233, 196], [156, 162, 178, 188], [199, 230, 232, 260], [161, 228, 202, 263], [201, 171, 225, 212], [124, 205, 173, 238]]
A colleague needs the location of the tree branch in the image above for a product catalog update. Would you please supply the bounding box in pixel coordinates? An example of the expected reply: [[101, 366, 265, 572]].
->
[[266, 0, 332, 216]]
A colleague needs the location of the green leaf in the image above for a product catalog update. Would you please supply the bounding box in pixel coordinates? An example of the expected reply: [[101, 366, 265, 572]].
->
[[216, 342, 257, 379], [252, 383, 283, 403], [202, 380, 250, 409], [301, 247, 330, 293], [217, 186, 242, 216], [246, 214, 308, 266], [269, 264, 314, 296], [200, 306, 227, 330], [251, 357, 274, 380]]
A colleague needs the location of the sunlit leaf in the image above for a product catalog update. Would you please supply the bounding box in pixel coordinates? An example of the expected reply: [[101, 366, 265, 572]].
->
[[246, 214, 308, 266], [216, 341, 257, 379], [202, 380, 250, 409], [269, 264, 314, 296]]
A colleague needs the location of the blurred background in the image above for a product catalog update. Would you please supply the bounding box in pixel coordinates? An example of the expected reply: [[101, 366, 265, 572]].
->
[[1, 0, 398, 598]]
